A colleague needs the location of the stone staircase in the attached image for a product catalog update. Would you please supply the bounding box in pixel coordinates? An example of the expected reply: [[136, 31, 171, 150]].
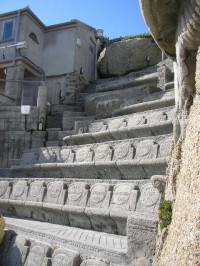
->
[[0, 64, 175, 265]]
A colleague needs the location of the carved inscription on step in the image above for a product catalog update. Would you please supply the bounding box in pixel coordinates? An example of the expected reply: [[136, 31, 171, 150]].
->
[[95, 144, 110, 161], [38, 150, 56, 164], [136, 140, 153, 159], [68, 183, 83, 201], [47, 181, 62, 202], [88, 121, 105, 133], [90, 184, 107, 204], [12, 181, 26, 199], [108, 118, 126, 131], [52, 253, 70, 266], [29, 182, 43, 201], [59, 149, 70, 162], [140, 184, 160, 207], [112, 184, 131, 206], [76, 147, 90, 162], [114, 143, 129, 159], [128, 115, 145, 127]]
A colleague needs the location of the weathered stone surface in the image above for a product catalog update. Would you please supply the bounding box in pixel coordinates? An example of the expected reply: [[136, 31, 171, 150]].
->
[[25, 242, 52, 266], [51, 248, 80, 266], [80, 259, 109, 266], [98, 38, 162, 78], [6, 235, 30, 266]]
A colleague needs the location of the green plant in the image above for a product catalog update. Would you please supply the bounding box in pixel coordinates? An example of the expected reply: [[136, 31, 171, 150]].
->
[[122, 33, 151, 40], [159, 200, 173, 230]]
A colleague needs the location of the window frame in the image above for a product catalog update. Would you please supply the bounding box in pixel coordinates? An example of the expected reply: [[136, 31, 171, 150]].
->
[[2, 20, 14, 41]]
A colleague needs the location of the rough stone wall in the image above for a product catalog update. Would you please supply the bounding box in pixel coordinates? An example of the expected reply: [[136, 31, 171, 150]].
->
[[157, 48, 200, 266]]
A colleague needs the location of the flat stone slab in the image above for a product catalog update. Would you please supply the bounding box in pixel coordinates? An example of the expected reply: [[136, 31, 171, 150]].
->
[[5, 217, 128, 264]]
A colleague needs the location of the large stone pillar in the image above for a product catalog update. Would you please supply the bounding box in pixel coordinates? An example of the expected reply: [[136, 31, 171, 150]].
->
[[5, 65, 25, 105]]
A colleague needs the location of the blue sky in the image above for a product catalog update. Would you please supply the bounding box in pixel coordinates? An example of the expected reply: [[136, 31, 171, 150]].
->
[[0, 0, 148, 39]]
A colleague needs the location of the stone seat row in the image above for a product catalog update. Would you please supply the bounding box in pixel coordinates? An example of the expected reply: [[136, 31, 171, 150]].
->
[[0, 232, 88, 266], [0, 178, 162, 236], [11, 135, 173, 179], [63, 106, 174, 145]]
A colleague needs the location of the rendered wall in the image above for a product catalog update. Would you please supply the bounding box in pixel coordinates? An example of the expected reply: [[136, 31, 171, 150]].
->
[[75, 22, 96, 81], [42, 26, 76, 76], [18, 14, 45, 68]]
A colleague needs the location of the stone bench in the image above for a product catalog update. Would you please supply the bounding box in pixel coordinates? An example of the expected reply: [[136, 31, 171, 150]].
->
[[0, 177, 164, 236], [63, 106, 174, 145], [11, 135, 173, 179], [0, 233, 80, 266]]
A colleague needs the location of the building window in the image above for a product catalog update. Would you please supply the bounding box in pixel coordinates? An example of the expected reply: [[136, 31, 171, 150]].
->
[[29, 32, 39, 44], [2, 21, 14, 41]]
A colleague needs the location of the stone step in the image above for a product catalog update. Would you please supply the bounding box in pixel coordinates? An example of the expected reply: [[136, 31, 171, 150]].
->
[[95, 72, 158, 93], [63, 111, 87, 117], [94, 65, 158, 87], [63, 106, 174, 145], [1, 174, 163, 265], [84, 84, 173, 119], [62, 116, 95, 131], [50, 104, 82, 116], [113, 90, 175, 117], [46, 115, 62, 129], [5, 217, 128, 265], [165, 81, 174, 90], [46, 141, 60, 147], [11, 134, 173, 179], [47, 128, 61, 141]]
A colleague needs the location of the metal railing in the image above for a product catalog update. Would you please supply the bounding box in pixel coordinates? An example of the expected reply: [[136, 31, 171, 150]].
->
[[0, 79, 43, 106]]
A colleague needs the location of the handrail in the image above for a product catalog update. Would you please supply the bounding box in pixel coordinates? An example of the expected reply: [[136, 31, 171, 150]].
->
[[0, 92, 15, 102], [0, 78, 43, 84]]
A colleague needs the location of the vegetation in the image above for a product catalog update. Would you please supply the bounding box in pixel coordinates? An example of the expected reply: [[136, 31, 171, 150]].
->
[[159, 200, 173, 230], [122, 33, 151, 40]]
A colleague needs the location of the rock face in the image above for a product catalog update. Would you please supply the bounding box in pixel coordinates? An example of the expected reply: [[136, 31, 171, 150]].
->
[[98, 38, 162, 78], [140, 1, 200, 265]]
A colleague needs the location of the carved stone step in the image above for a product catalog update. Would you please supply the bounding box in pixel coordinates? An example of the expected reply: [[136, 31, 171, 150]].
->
[[11, 134, 172, 179], [63, 106, 174, 145], [1, 174, 164, 264], [5, 217, 128, 265]]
